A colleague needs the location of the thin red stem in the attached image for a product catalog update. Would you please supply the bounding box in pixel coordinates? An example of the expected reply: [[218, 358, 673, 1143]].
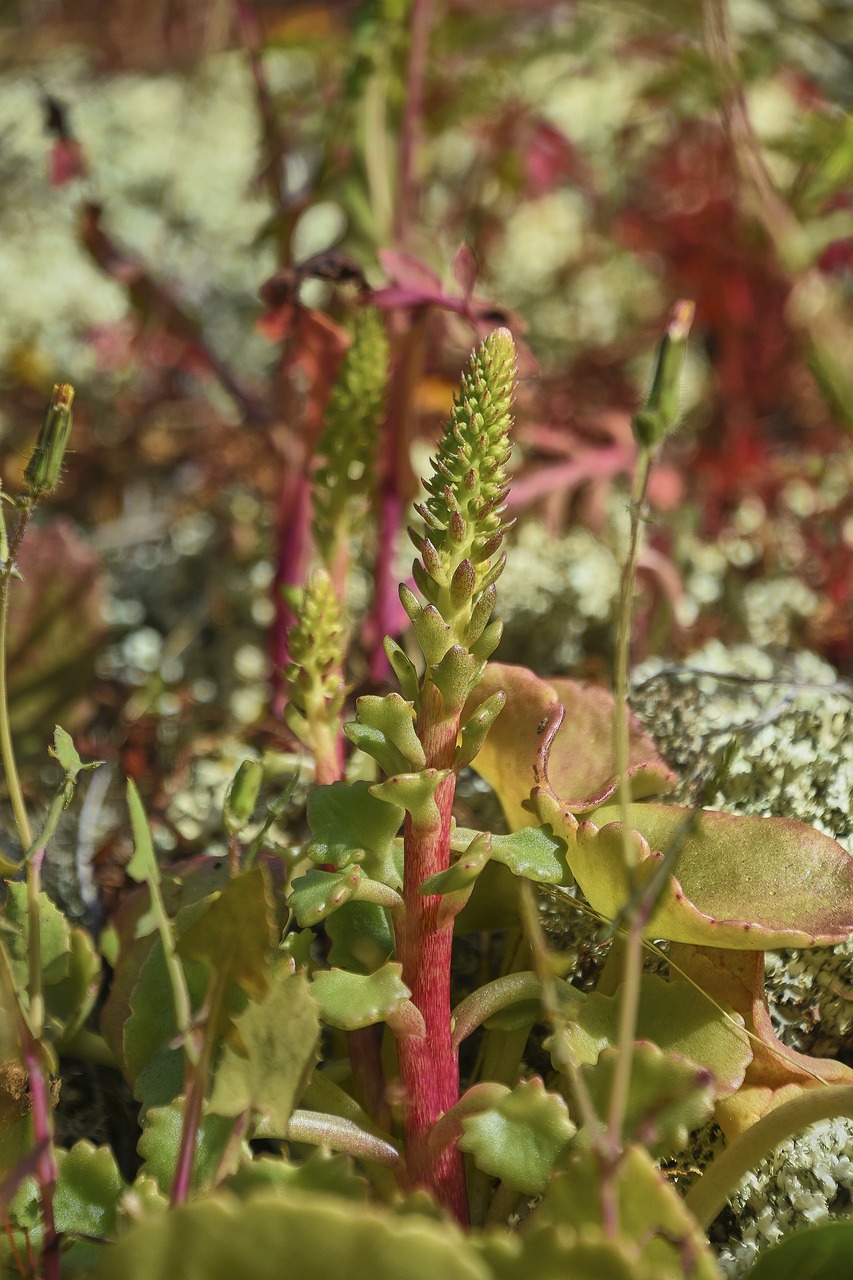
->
[[23, 1050, 59, 1280], [395, 683, 467, 1222]]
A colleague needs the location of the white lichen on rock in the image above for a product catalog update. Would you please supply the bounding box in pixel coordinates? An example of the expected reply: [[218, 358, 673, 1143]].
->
[[711, 1119, 853, 1279], [631, 640, 853, 1274]]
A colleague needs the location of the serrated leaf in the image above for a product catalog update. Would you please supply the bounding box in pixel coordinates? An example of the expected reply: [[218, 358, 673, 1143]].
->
[[312, 963, 420, 1033], [560, 972, 751, 1101], [54, 1141, 125, 1239], [458, 1078, 575, 1194], [177, 866, 275, 1001], [289, 866, 363, 927], [208, 967, 319, 1131], [307, 782, 403, 885], [137, 1101, 249, 1195], [537, 1146, 723, 1280], [91, 1188, 489, 1280], [223, 1149, 368, 1202], [580, 1043, 715, 1157], [453, 825, 568, 884]]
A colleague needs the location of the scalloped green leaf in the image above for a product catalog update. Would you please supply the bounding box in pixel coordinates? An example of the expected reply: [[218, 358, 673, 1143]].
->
[[289, 866, 363, 927], [475, 1223, 662, 1280], [91, 1188, 490, 1280], [54, 1141, 125, 1239], [559, 972, 750, 1100], [307, 781, 403, 885], [537, 1146, 723, 1280], [464, 664, 676, 830], [458, 1077, 575, 1194], [223, 1150, 368, 1202], [580, 1043, 715, 1157], [370, 770, 451, 829], [454, 824, 569, 884], [348, 693, 426, 772], [325, 901, 395, 974], [137, 1101, 249, 1195], [208, 967, 319, 1131], [4, 883, 70, 994], [568, 802, 853, 948], [177, 866, 275, 1000], [311, 962, 421, 1034]]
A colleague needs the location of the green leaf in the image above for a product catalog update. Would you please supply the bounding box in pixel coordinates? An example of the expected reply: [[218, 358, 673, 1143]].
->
[[177, 866, 275, 1001], [579, 1043, 715, 1157], [126, 779, 159, 885], [560, 972, 751, 1101], [743, 1223, 853, 1280], [369, 769, 450, 829], [224, 1149, 368, 1201], [289, 866, 363, 927], [49, 725, 84, 778], [137, 1101, 249, 1195], [4, 883, 70, 994], [346, 694, 427, 773], [420, 833, 492, 895], [325, 902, 395, 974], [307, 781, 403, 885], [49, 926, 101, 1046], [475, 1224, 654, 1280], [208, 967, 319, 1131], [91, 1189, 490, 1280], [570, 802, 853, 948], [311, 962, 423, 1035], [54, 1141, 125, 1239], [537, 1146, 723, 1280], [458, 1077, 576, 1194], [454, 825, 569, 884]]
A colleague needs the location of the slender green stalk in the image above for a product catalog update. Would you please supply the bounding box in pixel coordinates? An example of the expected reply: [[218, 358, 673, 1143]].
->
[[171, 968, 228, 1206], [607, 303, 694, 1154]]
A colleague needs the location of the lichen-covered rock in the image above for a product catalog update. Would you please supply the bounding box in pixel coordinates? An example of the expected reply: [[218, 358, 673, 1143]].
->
[[631, 640, 853, 1275]]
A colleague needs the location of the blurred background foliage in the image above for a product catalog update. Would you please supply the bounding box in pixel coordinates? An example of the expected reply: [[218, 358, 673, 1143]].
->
[[0, 0, 851, 805]]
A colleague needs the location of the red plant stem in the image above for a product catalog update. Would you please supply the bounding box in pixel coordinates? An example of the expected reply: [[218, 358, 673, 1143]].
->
[[171, 971, 225, 1207], [395, 682, 467, 1223], [23, 1049, 59, 1280], [395, 0, 432, 243]]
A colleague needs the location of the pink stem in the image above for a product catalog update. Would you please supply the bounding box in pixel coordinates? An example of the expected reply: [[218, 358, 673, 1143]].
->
[[395, 686, 467, 1222], [23, 1050, 59, 1280]]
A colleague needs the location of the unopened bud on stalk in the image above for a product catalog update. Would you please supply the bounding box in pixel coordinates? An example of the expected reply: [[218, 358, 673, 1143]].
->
[[24, 383, 75, 498], [224, 759, 263, 836], [632, 301, 695, 449]]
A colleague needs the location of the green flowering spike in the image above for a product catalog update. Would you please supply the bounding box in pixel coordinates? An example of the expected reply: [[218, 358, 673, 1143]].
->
[[632, 301, 695, 449], [410, 329, 516, 651], [312, 308, 389, 569], [24, 383, 75, 498], [283, 568, 345, 779]]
